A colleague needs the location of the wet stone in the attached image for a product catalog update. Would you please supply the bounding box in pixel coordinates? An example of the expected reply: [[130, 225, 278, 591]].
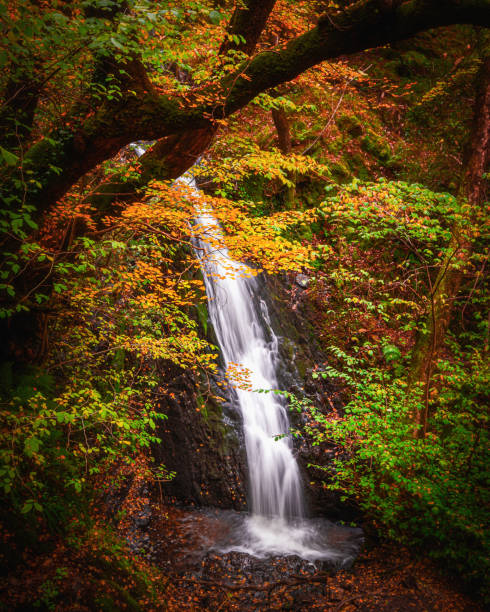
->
[[295, 274, 310, 289]]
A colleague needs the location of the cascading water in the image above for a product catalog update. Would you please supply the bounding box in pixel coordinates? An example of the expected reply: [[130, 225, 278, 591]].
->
[[194, 214, 303, 520], [184, 174, 361, 562]]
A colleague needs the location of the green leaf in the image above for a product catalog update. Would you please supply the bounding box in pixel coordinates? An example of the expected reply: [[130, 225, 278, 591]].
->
[[110, 37, 124, 51], [24, 217, 38, 230], [0, 146, 18, 166], [24, 437, 41, 455], [382, 344, 402, 363]]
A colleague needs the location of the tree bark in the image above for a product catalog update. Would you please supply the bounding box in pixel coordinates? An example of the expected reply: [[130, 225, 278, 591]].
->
[[4, 0, 489, 219], [272, 108, 292, 155], [219, 0, 276, 55]]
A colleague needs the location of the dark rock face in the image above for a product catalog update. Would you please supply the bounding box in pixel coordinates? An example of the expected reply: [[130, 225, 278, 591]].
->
[[152, 365, 248, 511]]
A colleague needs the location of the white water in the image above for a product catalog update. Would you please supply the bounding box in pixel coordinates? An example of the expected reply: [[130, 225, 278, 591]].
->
[[183, 175, 357, 561], [195, 221, 303, 518]]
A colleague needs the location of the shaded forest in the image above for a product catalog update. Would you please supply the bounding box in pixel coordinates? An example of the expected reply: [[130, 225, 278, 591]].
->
[[0, 1, 489, 610]]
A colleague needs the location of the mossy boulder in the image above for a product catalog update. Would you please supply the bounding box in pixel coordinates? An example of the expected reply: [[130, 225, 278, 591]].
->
[[399, 50, 432, 75], [346, 152, 370, 181], [329, 159, 351, 184], [263, 274, 359, 520], [361, 130, 392, 163], [336, 113, 364, 138], [326, 136, 344, 155]]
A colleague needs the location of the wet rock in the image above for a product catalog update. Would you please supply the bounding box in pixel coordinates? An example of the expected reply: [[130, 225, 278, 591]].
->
[[263, 274, 361, 521], [135, 516, 150, 529], [152, 364, 247, 510], [295, 273, 310, 289]]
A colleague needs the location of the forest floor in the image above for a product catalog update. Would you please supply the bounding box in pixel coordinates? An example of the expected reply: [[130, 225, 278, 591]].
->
[[147, 501, 484, 611], [1, 495, 484, 611]]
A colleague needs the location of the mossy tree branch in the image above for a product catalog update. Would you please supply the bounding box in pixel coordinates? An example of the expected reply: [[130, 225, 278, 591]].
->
[[5, 0, 490, 218], [82, 0, 278, 216]]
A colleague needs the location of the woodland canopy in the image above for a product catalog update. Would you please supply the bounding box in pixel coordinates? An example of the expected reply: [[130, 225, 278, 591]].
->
[[0, 1, 489, 610]]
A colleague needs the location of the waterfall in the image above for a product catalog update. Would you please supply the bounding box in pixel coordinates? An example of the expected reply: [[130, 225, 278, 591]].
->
[[192, 200, 304, 521], [185, 175, 358, 561]]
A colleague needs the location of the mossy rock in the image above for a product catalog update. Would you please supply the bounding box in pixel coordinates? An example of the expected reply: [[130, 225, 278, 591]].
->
[[329, 160, 351, 184], [108, 580, 142, 611], [336, 113, 363, 138], [361, 131, 392, 163], [295, 357, 308, 379], [346, 153, 370, 181], [376, 47, 401, 60], [194, 301, 208, 336], [297, 178, 325, 207], [326, 136, 344, 155], [385, 153, 403, 172], [400, 50, 432, 74], [195, 387, 231, 453]]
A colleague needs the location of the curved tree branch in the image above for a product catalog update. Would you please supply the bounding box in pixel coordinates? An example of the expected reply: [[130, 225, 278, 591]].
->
[[83, 0, 278, 216], [6, 0, 490, 217]]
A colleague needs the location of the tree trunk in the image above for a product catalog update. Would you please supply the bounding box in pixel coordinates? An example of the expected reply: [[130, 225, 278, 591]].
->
[[219, 0, 276, 55], [408, 34, 490, 435]]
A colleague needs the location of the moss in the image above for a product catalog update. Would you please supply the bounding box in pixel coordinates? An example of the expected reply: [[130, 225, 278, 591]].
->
[[361, 131, 392, 163], [112, 348, 125, 371], [295, 357, 308, 379], [385, 153, 403, 172], [399, 50, 432, 75], [297, 178, 325, 207], [196, 387, 229, 453], [196, 392, 208, 419], [327, 136, 344, 155], [336, 113, 363, 138], [291, 119, 310, 142], [329, 160, 351, 184], [282, 338, 295, 361], [346, 152, 370, 181], [297, 224, 313, 241], [109, 581, 142, 611], [195, 301, 208, 336]]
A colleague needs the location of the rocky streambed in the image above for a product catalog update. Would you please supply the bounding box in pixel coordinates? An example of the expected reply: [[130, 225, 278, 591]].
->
[[119, 494, 481, 612]]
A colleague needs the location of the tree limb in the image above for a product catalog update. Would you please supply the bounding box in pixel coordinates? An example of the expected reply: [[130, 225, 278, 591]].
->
[[7, 0, 490, 216]]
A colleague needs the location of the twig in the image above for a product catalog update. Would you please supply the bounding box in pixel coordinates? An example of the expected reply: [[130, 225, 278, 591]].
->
[[302, 73, 359, 156]]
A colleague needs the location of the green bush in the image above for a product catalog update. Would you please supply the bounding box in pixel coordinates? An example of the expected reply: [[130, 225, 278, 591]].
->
[[308, 346, 489, 598]]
